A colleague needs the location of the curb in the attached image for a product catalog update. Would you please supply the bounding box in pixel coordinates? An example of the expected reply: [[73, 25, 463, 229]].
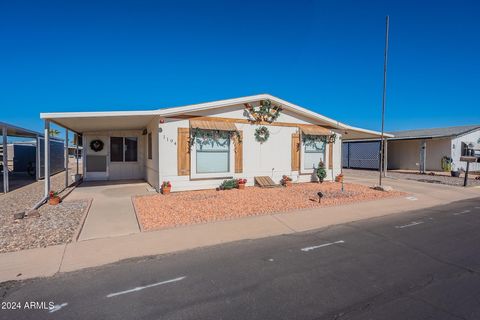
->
[[73, 198, 93, 242]]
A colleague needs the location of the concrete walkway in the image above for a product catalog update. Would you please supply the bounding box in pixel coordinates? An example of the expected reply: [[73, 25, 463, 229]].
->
[[68, 180, 153, 241], [1, 173, 479, 283]]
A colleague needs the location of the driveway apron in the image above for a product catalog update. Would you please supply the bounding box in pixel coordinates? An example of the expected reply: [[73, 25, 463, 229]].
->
[[68, 181, 152, 241]]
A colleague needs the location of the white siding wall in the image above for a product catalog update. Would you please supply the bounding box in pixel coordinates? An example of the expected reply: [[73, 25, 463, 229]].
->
[[158, 104, 342, 192], [452, 129, 480, 172]]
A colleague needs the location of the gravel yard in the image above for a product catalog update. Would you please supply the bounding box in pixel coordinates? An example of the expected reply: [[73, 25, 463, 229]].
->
[[0, 162, 88, 253], [135, 182, 404, 231], [0, 199, 88, 253]]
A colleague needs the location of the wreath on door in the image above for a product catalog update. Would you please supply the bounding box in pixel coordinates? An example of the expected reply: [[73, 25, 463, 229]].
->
[[255, 126, 270, 144], [90, 139, 104, 152]]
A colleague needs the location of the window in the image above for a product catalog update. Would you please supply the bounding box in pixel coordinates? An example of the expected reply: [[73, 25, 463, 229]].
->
[[147, 132, 152, 160], [110, 137, 138, 162], [195, 134, 230, 174], [304, 140, 325, 169], [110, 137, 124, 162]]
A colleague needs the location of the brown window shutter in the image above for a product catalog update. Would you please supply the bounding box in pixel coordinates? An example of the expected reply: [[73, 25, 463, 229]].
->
[[291, 133, 300, 171], [177, 128, 190, 176], [234, 131, 243, 173], [328, 143, 333, 169]]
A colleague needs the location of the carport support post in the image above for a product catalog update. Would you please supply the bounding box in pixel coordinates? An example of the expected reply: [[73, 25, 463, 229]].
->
[[44, 120, 51, 198], [76, 134, 79, 174], [383, 139, 388, 177], [65, 129, 69, 188], [2, 126, 8, 193]]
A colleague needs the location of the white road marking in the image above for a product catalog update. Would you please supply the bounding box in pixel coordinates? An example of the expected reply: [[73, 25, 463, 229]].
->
[[395, 221, 424, 229], [406, 196, 418, 201], [475, 207, 480, 209], [301, 240, 345, 252], [106, 276, 186, 298], [49, 302, 68, 313], [453, 210, 471, 216]]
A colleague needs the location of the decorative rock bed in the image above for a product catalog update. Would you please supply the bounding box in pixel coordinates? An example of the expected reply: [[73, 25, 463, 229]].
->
[[134, 182, 405, 231], [0, 164, 87, 253]]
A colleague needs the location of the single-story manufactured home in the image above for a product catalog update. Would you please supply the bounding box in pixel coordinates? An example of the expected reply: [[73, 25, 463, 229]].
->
[[41, 94, 389, 192], [343, 125, 480, 172]]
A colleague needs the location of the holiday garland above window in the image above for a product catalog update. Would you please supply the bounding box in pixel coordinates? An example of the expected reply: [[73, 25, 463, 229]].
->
[[302, 133, 337, 146], [244, 99, 282, 123], [190, 128, 242, 148]]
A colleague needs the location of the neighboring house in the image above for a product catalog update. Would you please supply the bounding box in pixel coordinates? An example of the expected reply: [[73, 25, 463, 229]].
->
[[343, 125, 480, 172], [41, 94, 388, 192]]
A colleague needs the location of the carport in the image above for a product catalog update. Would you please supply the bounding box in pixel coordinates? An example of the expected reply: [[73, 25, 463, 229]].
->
[[1, 122, 65, 194]]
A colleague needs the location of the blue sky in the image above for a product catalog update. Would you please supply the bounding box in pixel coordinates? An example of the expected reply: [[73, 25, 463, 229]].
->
[[1, 0, 479, 134]]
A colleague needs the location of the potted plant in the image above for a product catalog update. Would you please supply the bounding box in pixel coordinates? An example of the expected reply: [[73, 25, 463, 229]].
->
[[316, 161, 327, 183], [237, 178, 247, 190], [281, 175, 292, 187], [161, 181, 172, 194], [48, 191, 61, 205], [335, 173, 344, 182], [450, 163, 461, 177]]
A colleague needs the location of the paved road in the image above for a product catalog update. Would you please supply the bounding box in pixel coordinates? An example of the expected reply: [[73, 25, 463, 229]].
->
[[1, 197, 480, 320]]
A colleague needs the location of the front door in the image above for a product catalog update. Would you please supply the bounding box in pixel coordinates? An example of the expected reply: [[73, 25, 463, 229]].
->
[[84, 136, 109, 180]]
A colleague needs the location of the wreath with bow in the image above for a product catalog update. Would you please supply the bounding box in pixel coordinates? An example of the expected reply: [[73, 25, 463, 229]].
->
[[90, 139, 104, 152], [255, 126, 270, 143]]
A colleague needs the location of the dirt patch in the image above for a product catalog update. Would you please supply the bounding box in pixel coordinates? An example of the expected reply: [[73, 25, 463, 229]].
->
[[135, 182, 405, 231]]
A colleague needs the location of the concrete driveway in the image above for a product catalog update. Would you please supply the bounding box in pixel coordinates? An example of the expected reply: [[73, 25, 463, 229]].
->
[[68, 180, 154, 241]]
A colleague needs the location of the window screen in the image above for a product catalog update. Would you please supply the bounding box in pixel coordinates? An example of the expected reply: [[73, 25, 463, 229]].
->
[[196, 135, 230, 173], [124, 137, 138, 162], [304, 140, 325, 169], [110, 137, 124, 162]]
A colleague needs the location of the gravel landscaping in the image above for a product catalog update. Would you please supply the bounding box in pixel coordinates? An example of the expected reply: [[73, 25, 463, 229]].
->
[[135, 182, 405, 231], [0, 163, 88, 253], [0, 199, 89, 253]]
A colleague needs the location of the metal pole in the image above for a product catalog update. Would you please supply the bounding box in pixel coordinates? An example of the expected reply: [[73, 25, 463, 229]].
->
[[76, 134, 79, 174], [379, 15, 389, 186], [65, 129, 69, 188], [384, 139, 388, 177], [44, 120, 51, 198], [2, 126, 8, 193]]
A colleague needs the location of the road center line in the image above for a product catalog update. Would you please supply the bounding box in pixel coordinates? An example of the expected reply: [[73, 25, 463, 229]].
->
[[106, 276, 186, 298], [301, 240, 345, 252], [395, 221, 424, 229], [49, 302, 68, 313], [453, 210, 471, 216]]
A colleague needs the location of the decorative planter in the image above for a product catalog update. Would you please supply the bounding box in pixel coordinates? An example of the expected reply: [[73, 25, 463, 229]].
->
[[451, 170, 460, 177], [284, 180, 292, 187], [49, 197, 61, 205], [238, 183, 245, 190], [162, 187, 171, 195], [335, 176, 344, 183]]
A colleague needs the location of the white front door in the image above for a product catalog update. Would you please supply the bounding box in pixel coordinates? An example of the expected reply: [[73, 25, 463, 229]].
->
[[84, 136, 109, 180]]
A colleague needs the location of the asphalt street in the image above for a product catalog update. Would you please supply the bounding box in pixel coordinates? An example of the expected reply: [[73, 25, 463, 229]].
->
[[1, 197, 480, 320]]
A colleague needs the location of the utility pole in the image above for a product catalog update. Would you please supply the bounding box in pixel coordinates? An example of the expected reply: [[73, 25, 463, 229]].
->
[[379, 15, 389, 186]]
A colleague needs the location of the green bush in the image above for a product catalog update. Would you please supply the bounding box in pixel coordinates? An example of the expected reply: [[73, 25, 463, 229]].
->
[[219, 179, 238, 190], [316, 161, 327, 183]]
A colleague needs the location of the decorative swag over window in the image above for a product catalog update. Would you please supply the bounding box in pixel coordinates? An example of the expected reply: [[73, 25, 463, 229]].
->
[[189, 120, 240, 175]]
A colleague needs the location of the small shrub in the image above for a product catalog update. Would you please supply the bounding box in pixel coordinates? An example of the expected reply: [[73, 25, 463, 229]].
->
[[219, 179, 238, 190], [316, 161, 327, 183]]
